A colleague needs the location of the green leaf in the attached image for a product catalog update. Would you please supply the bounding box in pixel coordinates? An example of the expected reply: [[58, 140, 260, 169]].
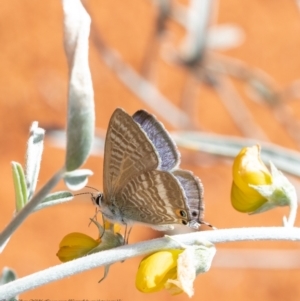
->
[[65, 107, 94, 171], [64, 169, 94, 191], [63, 1, 95, 171], [0, 267, 18, 301], [33, 191, 74, 212], [11, 162, 28, 212], [25, 122, 45, 199], [0, 267, 17, 285]]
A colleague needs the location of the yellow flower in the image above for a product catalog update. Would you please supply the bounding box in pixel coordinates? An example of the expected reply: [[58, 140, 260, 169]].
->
[[57, 220, 124, 263], [136, 250, 182, 294], [56, 232, 101, 262], [136, 241, 216, 297], [231, 145, 297, 225], [231, 145, 272, 212]]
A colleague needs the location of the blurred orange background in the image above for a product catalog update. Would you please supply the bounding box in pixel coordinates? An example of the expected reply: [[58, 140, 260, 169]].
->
[[1, 0, 300, 300]]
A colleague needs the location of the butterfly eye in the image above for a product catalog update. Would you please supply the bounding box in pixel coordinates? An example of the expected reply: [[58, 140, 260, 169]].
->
[[181, 220, 188, 225], [94, 193, 103, 206]]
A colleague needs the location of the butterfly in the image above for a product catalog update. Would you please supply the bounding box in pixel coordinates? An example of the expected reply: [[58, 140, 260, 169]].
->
[[93, 108, 204, 231]]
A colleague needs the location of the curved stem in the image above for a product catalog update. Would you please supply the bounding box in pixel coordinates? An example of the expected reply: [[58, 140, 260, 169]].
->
[[283, 201, 298, 227], [1, 227, 300, 299], [0, 167, 65, 248]]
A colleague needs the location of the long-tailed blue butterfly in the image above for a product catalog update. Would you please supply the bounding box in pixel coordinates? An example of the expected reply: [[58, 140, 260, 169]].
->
[[93, 108, 204, 231]]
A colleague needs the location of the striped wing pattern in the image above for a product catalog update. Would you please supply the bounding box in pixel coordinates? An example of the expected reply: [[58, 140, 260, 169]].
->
[[103, 109, 159, 199], [116, 170, 188, 225], [173, 169, 204, 226], [102, 108, 204, 229]]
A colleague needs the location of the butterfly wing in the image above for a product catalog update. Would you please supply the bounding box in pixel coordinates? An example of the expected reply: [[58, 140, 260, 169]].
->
[[103, 108, 160, 200], [102, 108, 204, 230], [115, 169, 196, 229], [132, 111, 204, 227], [172, 169, 204, 227], [132, 110, 180, 171]]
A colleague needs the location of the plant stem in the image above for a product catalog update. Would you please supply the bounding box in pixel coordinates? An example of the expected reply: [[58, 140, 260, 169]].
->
[[1, 227, 300, 299], [284, 201, 298, 227], [0, 167, 65, 248]]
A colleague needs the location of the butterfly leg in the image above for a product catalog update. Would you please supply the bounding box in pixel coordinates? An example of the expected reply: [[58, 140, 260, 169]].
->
[[98, 265, 111, 283], [123, 224, 133, 245], [89, 216, 105, 238]]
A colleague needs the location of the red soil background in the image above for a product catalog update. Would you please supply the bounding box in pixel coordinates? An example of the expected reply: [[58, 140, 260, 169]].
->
[[1, 0, 300, 300]]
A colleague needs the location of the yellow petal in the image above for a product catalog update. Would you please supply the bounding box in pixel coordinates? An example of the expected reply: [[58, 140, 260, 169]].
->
[[136, 250, 182, 293], [231, 145, 272, 212], [57, 232, 100, 262], [233, 145, 272, 193], [231, 182, 267, 212]]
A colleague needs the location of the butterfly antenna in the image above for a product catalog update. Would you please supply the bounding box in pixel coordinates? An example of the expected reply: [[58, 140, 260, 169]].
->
[[200, 220, 217, 230], [74, 186, 101, 197], [85, 185, 100, 192], [74, 191, 94, 197]]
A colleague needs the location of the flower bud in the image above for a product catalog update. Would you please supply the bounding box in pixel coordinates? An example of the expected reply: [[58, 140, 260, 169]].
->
[[56, 232, 100, 262], [231, 145, 297, 226], [231, 145, 272, 212]]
